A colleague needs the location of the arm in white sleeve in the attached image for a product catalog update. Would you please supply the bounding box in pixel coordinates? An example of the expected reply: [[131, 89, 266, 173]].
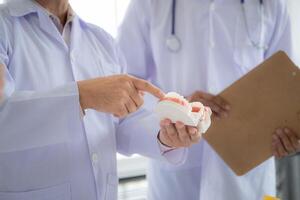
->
[[116, 96, 187, 165], [264, 0, 294, 59]]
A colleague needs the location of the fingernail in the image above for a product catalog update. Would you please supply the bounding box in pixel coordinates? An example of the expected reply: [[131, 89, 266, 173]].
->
[[225, 105, 230, 110], [284, 128, 290, 133], [276, 129, 282, 134]]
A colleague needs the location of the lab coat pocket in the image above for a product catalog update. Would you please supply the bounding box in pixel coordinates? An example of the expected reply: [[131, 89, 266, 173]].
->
[[104, 173, 118, 200], [0, 182, 71, 200]]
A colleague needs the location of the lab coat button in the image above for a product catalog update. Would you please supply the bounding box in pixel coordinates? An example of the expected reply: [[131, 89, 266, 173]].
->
[[92, 153, 99, 163]]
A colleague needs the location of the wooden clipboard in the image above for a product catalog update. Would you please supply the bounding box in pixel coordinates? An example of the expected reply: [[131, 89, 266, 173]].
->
[[203, 51, 300, 176]]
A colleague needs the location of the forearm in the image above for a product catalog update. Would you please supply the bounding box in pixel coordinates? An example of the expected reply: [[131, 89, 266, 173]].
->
[[116, 108, 187, 164]]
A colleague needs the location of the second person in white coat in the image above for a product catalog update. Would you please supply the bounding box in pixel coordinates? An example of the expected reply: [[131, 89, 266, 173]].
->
[[117, 0, 300, 199]]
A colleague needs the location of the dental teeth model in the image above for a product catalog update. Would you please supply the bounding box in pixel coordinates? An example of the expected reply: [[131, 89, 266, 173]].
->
[[155, 92, 212, 134]]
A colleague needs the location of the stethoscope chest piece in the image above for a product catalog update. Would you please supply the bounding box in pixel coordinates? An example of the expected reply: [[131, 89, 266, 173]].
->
[[166, 35, 181, 52]]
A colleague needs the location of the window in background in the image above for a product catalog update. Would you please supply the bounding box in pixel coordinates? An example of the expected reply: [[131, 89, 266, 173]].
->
[[70, 0, 130, 37]]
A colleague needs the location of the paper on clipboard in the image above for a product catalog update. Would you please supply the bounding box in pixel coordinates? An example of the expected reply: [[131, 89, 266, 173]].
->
[[203, 51, 300, 176]]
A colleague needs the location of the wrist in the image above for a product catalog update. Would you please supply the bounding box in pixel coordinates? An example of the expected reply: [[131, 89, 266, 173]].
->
[[77, 81, 89, 110], [158, 131, 174, 148]]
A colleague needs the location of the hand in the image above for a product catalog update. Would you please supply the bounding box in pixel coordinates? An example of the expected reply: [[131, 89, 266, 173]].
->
[[272, 127, 300, 159], [158, 119, 201, 148], [77, 74, 164, 117], [187, 91, 230, 119], [0, 64, 4, 99]]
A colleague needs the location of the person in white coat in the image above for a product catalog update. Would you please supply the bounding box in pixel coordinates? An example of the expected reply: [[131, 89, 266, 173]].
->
[[0, 0, 204, 200], [117, 0, 300, 199]]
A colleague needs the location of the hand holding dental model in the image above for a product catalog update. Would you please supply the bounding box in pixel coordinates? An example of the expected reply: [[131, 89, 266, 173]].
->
[[156, 92, 212, 134]]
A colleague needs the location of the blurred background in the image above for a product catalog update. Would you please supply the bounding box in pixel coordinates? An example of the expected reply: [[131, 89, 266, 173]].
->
[[0, 0, 299, 199]]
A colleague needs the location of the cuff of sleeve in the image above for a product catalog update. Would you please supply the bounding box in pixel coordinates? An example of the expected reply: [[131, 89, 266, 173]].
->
[[158, 139, 188, 165]]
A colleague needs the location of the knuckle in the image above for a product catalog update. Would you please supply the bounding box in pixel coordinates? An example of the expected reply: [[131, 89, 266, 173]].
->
[[117, 105, 125, 113]]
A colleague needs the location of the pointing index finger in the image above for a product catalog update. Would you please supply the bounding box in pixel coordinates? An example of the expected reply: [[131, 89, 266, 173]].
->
[[131, 76, 165, 99]]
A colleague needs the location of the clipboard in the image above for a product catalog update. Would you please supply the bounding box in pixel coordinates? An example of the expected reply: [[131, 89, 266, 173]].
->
[[203, 51, 300, 176]]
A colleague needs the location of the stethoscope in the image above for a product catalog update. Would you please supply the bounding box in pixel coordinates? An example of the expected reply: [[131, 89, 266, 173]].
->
[[166, 0, 267, 52]]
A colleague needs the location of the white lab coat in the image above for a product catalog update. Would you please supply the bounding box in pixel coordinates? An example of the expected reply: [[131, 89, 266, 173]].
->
[[117, 0, 293, 199], [0, 1, 186, 200]]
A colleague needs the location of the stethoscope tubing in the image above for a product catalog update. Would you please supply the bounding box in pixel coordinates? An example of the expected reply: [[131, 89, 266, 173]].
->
[[171, 0, 177, 35], [167, 0, 266, 52]]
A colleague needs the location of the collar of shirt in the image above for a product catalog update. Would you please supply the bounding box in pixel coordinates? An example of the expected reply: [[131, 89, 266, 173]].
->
[[7, 0, 79, 47], [32, 1, 75, 34], [31, 0, 75, 47]]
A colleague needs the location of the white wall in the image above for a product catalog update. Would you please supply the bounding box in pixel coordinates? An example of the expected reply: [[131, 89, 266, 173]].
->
[[69, 0, 130, 37]]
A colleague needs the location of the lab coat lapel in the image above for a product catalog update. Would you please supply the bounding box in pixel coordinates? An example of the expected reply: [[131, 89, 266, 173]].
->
[[69, 16, 83, 54], [8, 0, 68, 49], [68, 16, 88, 82], [37, 10, 68, 50]]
